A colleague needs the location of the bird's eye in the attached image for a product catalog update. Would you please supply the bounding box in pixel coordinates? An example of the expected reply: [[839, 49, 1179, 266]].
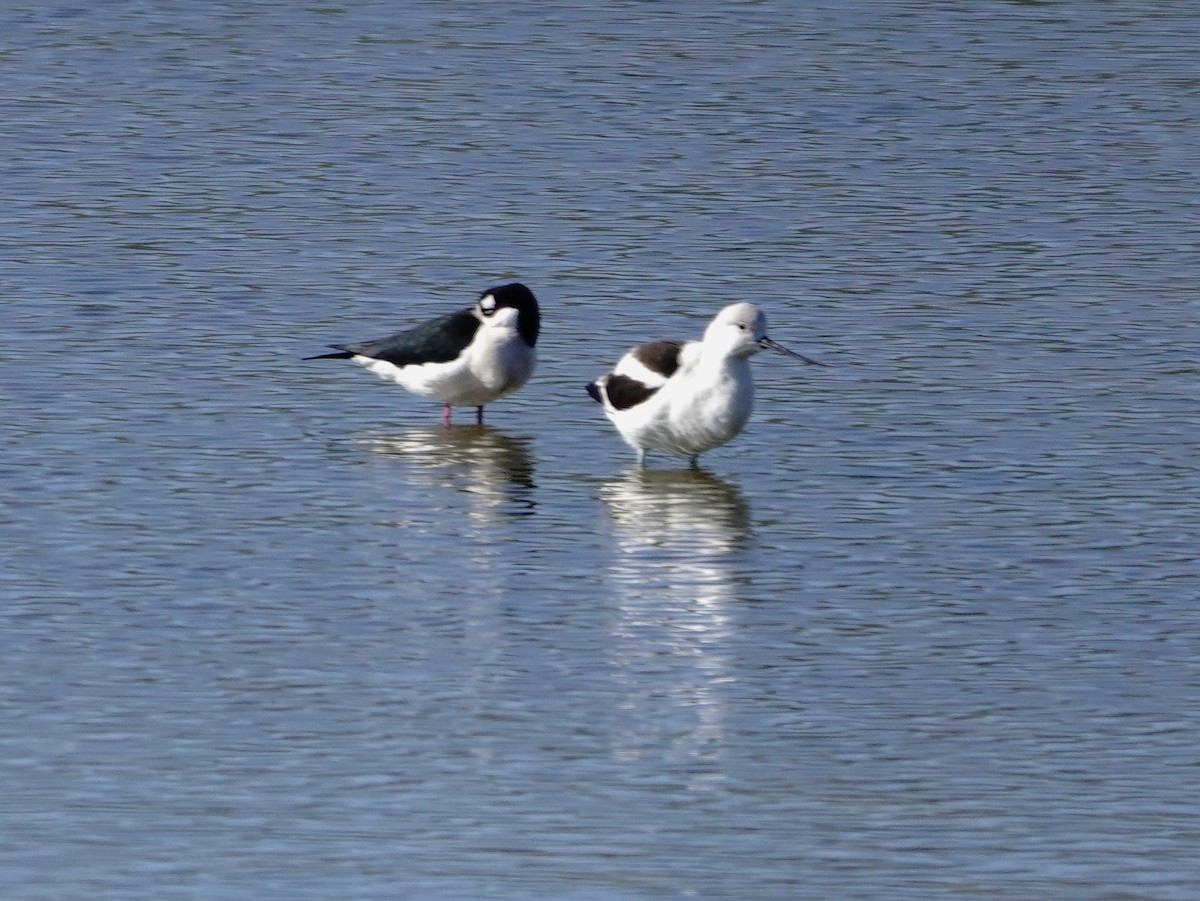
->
[[737, 323, 748, 330], [480, 296, 497, 317]]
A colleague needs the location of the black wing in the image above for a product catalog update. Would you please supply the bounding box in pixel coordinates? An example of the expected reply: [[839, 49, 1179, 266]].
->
[[631, 340, 683, 379], [598, 374, 662, 410], [584, 340, 684, 410], [308, 308, 480, 366]]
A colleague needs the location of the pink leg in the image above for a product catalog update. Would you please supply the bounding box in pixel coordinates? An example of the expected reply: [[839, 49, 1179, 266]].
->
[[475, 405, 484, 425], [441, 404, 452, 426]]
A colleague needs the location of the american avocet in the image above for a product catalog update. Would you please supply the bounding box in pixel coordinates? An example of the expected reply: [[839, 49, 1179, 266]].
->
[[587, 302, 825, 466]]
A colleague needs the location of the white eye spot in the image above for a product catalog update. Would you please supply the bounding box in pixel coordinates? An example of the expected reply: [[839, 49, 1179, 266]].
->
[[480, 295, 497, 316]]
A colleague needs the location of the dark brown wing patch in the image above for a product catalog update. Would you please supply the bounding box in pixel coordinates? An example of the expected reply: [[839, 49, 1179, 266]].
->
[[632, 340, 683, 378], [604, 374, 660, 411]]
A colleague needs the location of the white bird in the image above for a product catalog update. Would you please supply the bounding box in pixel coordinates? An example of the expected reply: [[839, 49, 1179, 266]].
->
[[308, 282, 540, 425], [586, 302, 826, 466]]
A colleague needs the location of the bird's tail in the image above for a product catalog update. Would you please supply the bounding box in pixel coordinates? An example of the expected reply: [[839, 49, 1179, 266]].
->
[[303, 346, 353, 361]]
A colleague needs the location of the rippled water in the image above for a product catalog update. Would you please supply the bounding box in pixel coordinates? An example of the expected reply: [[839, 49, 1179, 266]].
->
[[3, 2, 1200, 898]]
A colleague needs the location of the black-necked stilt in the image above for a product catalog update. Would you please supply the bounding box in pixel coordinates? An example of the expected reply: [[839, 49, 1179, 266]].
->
[[586, 302, 826, 466], [308, 282, 540, 425]]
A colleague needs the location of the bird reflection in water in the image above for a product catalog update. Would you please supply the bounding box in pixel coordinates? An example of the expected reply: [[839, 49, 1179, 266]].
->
[[365, 424, 536, 518], [599, 467, 751, 772]]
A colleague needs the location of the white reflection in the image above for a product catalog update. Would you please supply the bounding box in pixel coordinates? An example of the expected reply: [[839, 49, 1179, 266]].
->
[[600, 467, 750, 773], [364, 425, 535, 522]]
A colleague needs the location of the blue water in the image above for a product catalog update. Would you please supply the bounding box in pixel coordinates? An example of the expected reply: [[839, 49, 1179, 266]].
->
[[3, 2, 1199, 898]]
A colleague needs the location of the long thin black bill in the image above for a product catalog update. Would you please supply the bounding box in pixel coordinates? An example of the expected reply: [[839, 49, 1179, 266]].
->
[[759, 336, 830, 367]]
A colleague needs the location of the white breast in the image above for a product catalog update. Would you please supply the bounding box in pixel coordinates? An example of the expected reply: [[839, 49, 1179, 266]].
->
[[610, 354, 754, 458], [353, 324, 534, 407]]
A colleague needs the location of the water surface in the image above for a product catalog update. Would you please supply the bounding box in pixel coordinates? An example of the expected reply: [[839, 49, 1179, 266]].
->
[[3, 2, 1199, 898]]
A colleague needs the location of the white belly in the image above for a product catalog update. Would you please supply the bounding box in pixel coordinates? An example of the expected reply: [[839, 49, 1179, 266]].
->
[[354, 331, 535, 407], [611, 362, 754, 458]]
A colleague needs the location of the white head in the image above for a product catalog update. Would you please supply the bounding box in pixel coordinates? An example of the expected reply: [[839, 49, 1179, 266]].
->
[[703, 302, 828, 365], [703, 303, 770, 358]]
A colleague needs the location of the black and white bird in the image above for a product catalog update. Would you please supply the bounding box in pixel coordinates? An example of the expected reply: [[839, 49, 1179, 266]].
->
[[586, 302, 826, 466], [308, 282, 540, 425]]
